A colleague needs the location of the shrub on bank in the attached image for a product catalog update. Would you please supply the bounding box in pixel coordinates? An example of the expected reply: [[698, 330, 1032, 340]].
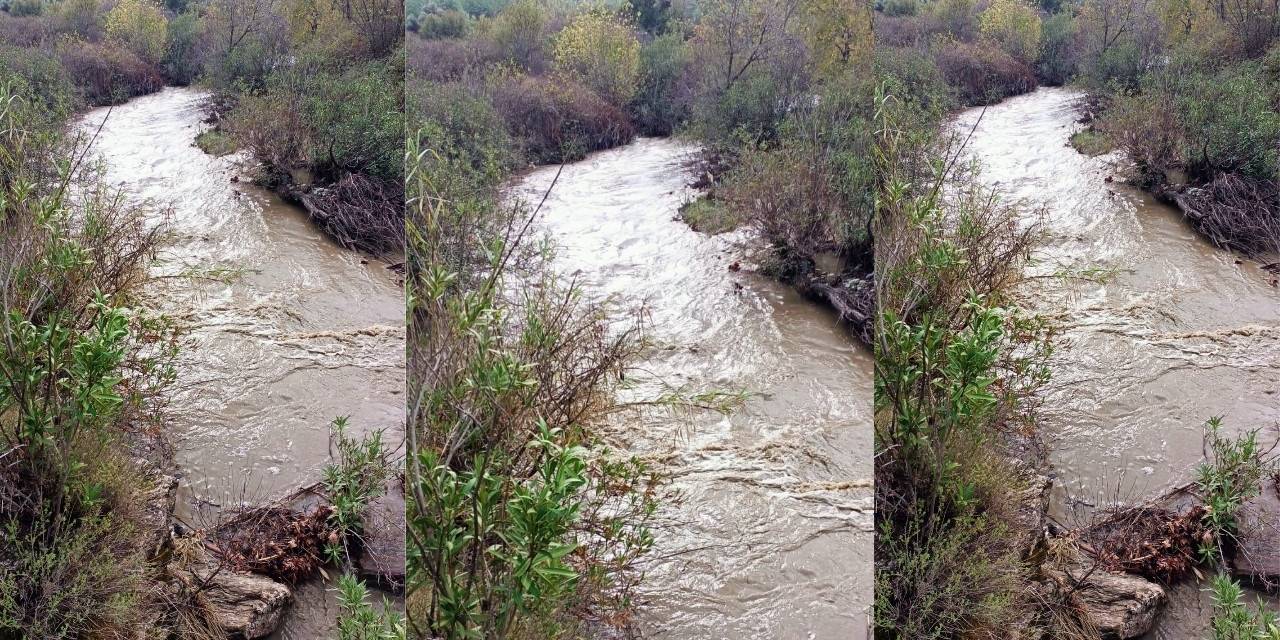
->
[[0, 13, 52, 45], [411, 80, 513, 188], [487, 72, 635, 163], [0, 82, 174, 640], [932, 37, 1035, 105], [408, 35, 500, 82], [1035, 10, 1076, 85], [631, 32, 690, 136], [56, 37, 163, 106], [0, 45, 75, 123], [552, 9, 641, 105], [419, 8, 470, 39]]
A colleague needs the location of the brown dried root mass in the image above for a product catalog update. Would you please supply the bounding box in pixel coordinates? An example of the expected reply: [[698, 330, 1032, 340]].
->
[[1080, 505, 1209, 584], [1173, 173, 1280, 257], [208, 505, 337, 584]]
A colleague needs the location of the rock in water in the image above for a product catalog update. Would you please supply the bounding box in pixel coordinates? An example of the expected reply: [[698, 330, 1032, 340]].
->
[[1047, 564, 1165, 639], [1231, 480, 1280, 581], [358, 480, 406, 591], [183, 563, 292, 638]]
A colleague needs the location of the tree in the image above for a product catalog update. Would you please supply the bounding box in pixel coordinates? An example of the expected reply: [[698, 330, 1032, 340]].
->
[[693, 0, 803, 93], [553, 10, 642, 104], [802, 0, 872, 78], [979, 0, 1042, 64], [106, 0, 169, 64]]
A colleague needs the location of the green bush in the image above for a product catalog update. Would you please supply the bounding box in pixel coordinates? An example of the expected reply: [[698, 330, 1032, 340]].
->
[[882, 0, 918, 17], [1036, 10, 1076, 85], [407, 130, 662, 638], [1172, 66, 1280, 182], [488, 0, 550, 70], [163, 10, 201, 85], [0, 46, 74, 124], [553, 9, 642, 105], [411, 80, 513, 189], [0, 82, 173, 640], [418, 8, 470, 38], [8, 0, 43, 17], [630, 32, 689, 135], [335, 574, 406, 639]]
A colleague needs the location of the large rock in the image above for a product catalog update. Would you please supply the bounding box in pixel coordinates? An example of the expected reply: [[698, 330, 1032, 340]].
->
[[1231, 481, 1280, 582], [1010, 465, 1052, 558], [358, 480, 406, 590], [1047, 564, 1164, 639], [184, 563, 292, 639], [134, 459, 177, 558]]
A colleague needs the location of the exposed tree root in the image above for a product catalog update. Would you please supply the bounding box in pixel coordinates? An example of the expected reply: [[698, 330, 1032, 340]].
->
[[290, 172, 406, 256], [1164, 173, 1280, 257], [207, 504, 337, 584], [1076, 503, 1210, 584]]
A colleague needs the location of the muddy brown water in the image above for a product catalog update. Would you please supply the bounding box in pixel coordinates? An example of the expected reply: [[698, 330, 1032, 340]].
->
[[511, 138, 874, 639], [956, 87, 1280, 635], [80, 87, 405, 637]]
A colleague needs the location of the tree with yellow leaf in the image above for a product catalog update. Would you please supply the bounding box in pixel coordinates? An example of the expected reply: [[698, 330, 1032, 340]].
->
[[979, 0, 1042, 64], [553, 9, 641, 104], [801, 0, 873, 79], [105, 0, 168, 64]]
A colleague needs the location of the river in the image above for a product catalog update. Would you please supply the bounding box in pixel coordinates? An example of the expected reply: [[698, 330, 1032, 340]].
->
[[511, 138, 874, 639], [955, 87, 1280, 636], [80, 87, 405, 637]]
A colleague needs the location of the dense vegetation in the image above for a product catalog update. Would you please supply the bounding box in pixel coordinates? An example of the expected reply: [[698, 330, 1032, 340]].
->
[[0, 72, 188, 639], [408, 77, 663, 640], [411, 0, 876, 341], [874, 0, 1280, 253], [872, 0, 1280, 635], [0, 0, 405, 636], [871, 78, 1058, 637], [409, 0, 875, 635], [0, 0, 404, 254]]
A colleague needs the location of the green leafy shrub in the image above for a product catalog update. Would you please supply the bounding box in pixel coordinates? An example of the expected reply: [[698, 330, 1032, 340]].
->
[[335, 574, 406, 639], [488, 0, 550, 71], [1036, 10, 1076, 85], [631, 32, 690, 135], [407, 129, 663, 639], [105, 0, 168, 65], [322, 417, 394, 564], [978, 0, 1041, 64], [0, 46, 74, 124], [163, 10, 201, 85], [8, 0, 42, 17], [419, 8, 470, 38], [0, 81, 175, 640], [1210, 575, 1280, 640]]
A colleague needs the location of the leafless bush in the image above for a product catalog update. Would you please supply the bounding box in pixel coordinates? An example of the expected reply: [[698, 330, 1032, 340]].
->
[[487, 73, 636, 163], [932, 38, 1036, 106], [1174, 173, 1280, 257], [56, 37, 163, 106], [298, 171, 406, 255]]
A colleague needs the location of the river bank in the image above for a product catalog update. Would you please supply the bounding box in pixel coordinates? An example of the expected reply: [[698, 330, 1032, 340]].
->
[[79, 86, 406, 638], [955, 86, 1280, 637], [511, 138, 875, 638]]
